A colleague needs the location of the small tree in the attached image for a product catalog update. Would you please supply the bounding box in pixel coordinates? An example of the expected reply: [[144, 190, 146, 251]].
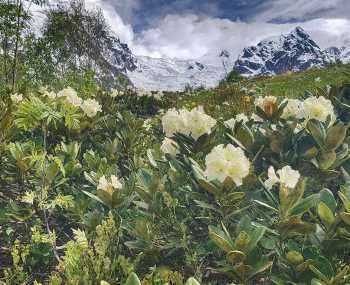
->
[[0, 0, 46, 94]]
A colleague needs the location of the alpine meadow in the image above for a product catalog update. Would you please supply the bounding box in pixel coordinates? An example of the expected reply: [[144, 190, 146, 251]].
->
[[2, 0, 350, 284]]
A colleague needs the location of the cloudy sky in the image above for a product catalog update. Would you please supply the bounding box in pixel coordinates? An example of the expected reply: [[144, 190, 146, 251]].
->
[[80, 0, 350, 59]]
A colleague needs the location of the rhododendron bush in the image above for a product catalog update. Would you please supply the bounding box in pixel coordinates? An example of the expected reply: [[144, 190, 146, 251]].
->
[[2, 81, 350, 285]]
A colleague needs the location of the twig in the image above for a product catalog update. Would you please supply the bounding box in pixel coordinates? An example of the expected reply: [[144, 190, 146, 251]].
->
[[43, 209, 61, 262]]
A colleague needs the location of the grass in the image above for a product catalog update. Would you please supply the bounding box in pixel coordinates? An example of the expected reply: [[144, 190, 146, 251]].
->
[[251, 64, 350, 98], [162, 64, 350, 121]]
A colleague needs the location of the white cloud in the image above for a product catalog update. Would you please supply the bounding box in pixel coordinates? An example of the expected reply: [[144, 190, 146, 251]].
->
[[85, 0, 135, 44], [254, 0, 346, 22], [129, 14, 350, 60], [32, 0, 350, 61]]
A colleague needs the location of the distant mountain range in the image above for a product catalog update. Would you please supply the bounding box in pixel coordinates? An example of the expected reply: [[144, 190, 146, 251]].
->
[[30, 5, 350, 91], [128, 27, 350, 91]]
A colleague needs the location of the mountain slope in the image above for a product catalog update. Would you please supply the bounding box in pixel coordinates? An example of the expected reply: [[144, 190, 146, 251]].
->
[[234, 27, 333, 77], [324, 47, 350, 64], [128, 51, 236, 91]]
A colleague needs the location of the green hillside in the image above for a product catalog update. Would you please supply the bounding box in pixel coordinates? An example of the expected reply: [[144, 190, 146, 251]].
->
[[164, 64, 350, 119], [3, 2, 350, 284]]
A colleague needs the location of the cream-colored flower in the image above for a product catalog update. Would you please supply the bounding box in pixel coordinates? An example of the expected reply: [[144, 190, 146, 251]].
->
[[264, 166, 280, 190], [162, 108, 189, 137], [264, 165, 300, 190], [162, 107, 216, 140], [186, 106, 217, 140], [11, 93, 23, 103], [204, 144, 250, 186], [281, 99, 304, 119], [153, 91, 164, 100], [81, 99, 102, 118], [110, 175, 122, 189], [160, 137, 179, 156], [303, 96, 335, 123], [97, 175, 122, 192], [110, 89, 119, 98], [254, 96, 277, 116], [57, 87, 82, 107]]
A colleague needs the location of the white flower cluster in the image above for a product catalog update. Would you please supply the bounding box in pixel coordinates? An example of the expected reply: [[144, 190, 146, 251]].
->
[[255, 96, 277, 115], [10, 93, 23, 103], [110, 89, 124, 98], [281, 99, 304, 120], [53, 87, 102, 118], [204, 144, 250, 186], [264, 165, 300, 190], [97, 175, 122, 192], [254, 95, 335, 124], [136, 89, 164, 101], [57, 87, 82, 107], [81, 99, 102, 118], [162, 106, 217, 140], [39, 86, 57, 99], [303, 96, 335, 123]]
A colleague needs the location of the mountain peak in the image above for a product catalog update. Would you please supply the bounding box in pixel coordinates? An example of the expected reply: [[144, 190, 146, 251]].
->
[[234, 27, 330, 77], [294, 26, 306, 34]]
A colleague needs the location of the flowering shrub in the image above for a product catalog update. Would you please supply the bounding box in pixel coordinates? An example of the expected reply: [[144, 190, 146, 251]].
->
[[2, 79, 350, 285], [162, 106, 217, 139]]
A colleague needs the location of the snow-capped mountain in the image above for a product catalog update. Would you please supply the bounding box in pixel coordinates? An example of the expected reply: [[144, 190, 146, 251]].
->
[[128, 27, 350, 91], [29, 0, 137, 83], [128, 51, 236, 92], [234, 27, 333, 77], [29, 2, 350, 91], [324, 47, 350, 64], [95, 35, 137, 76]]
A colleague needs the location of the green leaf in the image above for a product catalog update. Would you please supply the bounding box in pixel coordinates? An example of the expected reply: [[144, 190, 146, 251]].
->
[[234, 122, 254, 150], [318, 150, 337, 170], [290, 194, 319, 216], [208, 225, 234, 252], [227, 250, 245, 264], [147, 149, 158, 168], [325, 122, 348, 150], [317, 202, 335, 228], [124, 272, 141, 285], [340, 212, 350, 226], [311, 279, 326, 285], [320, 189, 337, 213], [286, 251, 304, 265], [339, 191, 350, 212], [307, 119, 326, 148], [234, 231, 250, 249], [194, 200, 221, 214], [253, 199, 279, 213], [82, 190, 107, 207], [249, 259, 273, 279], [246, 226, 266, 253]]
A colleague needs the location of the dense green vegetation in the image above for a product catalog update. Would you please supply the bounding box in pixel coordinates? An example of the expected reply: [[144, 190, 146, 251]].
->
[[3, 0, 350, 284]]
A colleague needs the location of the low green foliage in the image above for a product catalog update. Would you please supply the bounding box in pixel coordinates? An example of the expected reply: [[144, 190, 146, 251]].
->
[[2, 38, 350, 285]]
